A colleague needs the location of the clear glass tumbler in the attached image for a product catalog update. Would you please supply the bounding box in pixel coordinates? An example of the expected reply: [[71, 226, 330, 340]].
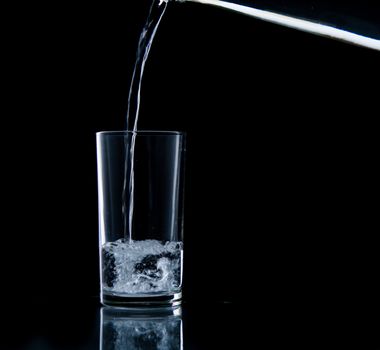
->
[[96, 131, 186, 307]]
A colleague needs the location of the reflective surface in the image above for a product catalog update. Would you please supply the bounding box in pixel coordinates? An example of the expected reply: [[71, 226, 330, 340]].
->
[[1, 299, 379, 349], [101, 306, 182, 350]]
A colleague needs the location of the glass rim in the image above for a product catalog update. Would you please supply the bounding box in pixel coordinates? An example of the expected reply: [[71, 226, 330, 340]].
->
[[96, 130, 185, 136]]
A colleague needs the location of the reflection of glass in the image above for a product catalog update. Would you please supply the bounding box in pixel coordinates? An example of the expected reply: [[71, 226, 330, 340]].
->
[[100, 306, 183, 350]]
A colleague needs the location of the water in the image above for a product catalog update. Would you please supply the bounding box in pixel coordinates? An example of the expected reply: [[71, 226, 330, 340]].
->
[[126, 0, 169, 131], [122, 0, 379, 242], [102, 239, 183, 296], [104, 2, 181, 299], [122, 0, 169, 241], [122, 0, 379, 241]]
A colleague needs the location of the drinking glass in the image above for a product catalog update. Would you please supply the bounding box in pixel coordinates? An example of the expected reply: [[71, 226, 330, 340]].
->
[[96, 131, 186, 306]]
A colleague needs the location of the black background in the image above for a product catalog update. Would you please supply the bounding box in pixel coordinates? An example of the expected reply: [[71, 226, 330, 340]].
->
[[2, 0, 380, 312]]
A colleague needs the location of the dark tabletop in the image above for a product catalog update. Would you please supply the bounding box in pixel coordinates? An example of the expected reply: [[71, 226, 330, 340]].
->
[[2, 297, 379, 350]]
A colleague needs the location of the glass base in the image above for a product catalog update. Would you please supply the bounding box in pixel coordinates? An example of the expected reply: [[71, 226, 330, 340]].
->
[[101, 291, 182, 307]]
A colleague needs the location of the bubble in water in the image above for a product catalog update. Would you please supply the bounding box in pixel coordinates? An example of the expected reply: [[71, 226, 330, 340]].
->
[[102, 239, 183, 295]]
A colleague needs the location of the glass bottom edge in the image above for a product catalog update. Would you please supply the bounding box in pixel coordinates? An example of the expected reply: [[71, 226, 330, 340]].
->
[[101, 291, 182, 308]]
